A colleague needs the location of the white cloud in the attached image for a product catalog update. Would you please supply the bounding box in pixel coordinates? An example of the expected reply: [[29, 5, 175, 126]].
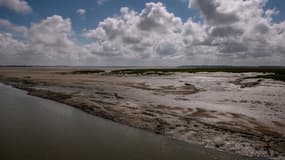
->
[[1, 1, 285, 65], [191, 0, 239, 25], [0, 18, 27, 33], [0, 15, 90, 65], [83, 3, 185, 60], [82, 1, 285, 65], [97, 0, 108, 5], [76, 9, 86, 16], [188, 0, 192, 8], [0, 0, 32, 14], [199, 0, 285, 59], [28, 15, 74, 55], [0, 33, 26, 55]]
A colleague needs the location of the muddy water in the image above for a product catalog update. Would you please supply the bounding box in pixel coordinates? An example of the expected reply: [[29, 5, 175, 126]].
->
[[0, 84, 262, 160]]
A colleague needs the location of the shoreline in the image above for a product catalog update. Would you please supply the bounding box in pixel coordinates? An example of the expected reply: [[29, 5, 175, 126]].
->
[[0, 69, 285, 159]]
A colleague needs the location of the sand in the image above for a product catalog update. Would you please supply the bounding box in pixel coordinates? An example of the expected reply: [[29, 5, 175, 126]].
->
[[0, 67, 284, 159]]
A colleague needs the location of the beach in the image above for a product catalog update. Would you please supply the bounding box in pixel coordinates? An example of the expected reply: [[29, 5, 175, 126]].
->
[[0, 67, 284, 159]]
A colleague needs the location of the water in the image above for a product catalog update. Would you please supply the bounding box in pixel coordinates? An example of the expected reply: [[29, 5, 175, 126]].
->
[[0, 83, 261, 160]]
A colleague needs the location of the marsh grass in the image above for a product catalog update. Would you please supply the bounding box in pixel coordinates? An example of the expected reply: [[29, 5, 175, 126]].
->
[[111, 67, 285, 81], [58, 70, 105, 75]]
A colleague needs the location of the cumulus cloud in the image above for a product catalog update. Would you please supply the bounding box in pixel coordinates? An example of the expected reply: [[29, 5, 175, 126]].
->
[[83, 0, 285, 65], [0, 15, 90, 65], [0, 33, 26, 54], [137, 3, 182, 33], [1, 1, 285, 65], [0, 18, 27, 33], [191, 0, 239, 25], [0, 0, 32, 14], [201, 0, 285, 59], [28, 16, 75, 56], [76, 9, 86, 16], [83, 3, 184, 60]]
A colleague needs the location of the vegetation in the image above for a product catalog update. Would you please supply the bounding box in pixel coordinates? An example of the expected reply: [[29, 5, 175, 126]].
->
[[71, 70, 105, 74], [246, 74, 285, 82], [59, 70, 105, 75], [111, 67, 285, 81], [111, 67, 285, 74]]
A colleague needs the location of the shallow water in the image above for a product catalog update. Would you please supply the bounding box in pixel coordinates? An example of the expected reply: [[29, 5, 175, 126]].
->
[[0, 83, 262, 160]]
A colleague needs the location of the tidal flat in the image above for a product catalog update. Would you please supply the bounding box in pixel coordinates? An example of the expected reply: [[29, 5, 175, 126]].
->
[[0, 67, 285, 160]]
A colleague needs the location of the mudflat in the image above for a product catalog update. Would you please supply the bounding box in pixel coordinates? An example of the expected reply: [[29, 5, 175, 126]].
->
[[0, 67, 284, 159]]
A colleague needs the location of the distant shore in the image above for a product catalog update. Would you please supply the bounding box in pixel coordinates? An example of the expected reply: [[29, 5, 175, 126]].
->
[[1, 67, 285, 159]]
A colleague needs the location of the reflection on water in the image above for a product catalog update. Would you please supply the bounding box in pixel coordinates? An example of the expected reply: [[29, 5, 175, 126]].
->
[[0, 84, 262, 160]]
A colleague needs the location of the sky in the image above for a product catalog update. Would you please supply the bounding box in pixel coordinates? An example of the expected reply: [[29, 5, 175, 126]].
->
[[0, 0, 285, 66]]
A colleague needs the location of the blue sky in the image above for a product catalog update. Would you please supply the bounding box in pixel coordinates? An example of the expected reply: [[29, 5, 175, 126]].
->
[[0, 0, 285, 65]]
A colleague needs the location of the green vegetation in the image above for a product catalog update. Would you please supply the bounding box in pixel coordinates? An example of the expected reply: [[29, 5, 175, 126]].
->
[[246, 74, 285, 82], [59, 70, 105, 75], [111, 67, 285, 81], [111, 67, 285, 74], [71, 70, 105, 74]]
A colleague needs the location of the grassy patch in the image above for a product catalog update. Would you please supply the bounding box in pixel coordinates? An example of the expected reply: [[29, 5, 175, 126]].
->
[[111, 68, 285, 74], [59, 70, 105, 75], [248, 74, 285, 82], [111, 69, 173, 75], [112, 67, 284, 74], [71, 70, 105, 74], [111, 67, 285, 82]]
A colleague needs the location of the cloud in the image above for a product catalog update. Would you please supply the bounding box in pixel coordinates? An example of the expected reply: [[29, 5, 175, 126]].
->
[[179, 0, 191, 8], [191, 0, 239, 25], [137, 2, 182, 33], [28, 15, 74, 54], [201, 0, 285, 59], [0, 18, 27, 33], [0, 0, 32, 14], [83, 3, 184, 60], [0, 15, 90, 65], [82, 0, 285, 65], [1, 1, 285, 66], [188, 0, 192, 8], [0, 33, 26, 55], [96, 0, 109, 5], [76, 9, 86, 16]]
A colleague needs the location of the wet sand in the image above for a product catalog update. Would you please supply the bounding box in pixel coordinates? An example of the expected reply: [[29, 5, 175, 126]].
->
[[0, 67, 284, 159]]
